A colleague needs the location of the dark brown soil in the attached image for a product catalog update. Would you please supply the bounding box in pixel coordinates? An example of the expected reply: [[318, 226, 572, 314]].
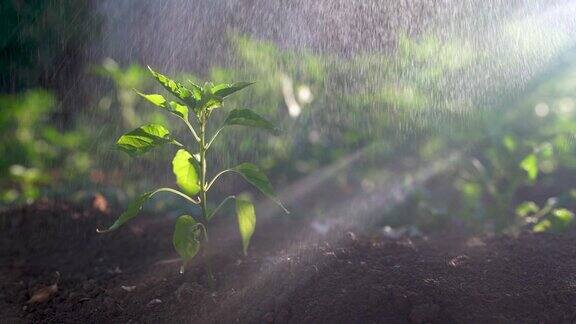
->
[[2, 201, 576, 323]]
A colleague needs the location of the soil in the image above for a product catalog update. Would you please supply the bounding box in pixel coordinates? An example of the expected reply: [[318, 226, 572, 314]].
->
[[2, 201, 576, 323]]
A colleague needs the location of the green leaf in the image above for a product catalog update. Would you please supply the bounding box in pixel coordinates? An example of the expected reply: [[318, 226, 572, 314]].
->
[[516, 201, 539, 217], [520, 154, 538, 181], [135, 90, 189, 120], [173, 215, 201, 270], [172, 149, 201, 196], [552, 208, 574, 224], [502, 135, 517, 152], [186, 80, 203, 96], [205, 97, 223, 111], [136, 92, 166, 106], [232, 163, 288, 213], [533, 219, 551, 232], [97, 191, 154, 232], [117, 124, 176, 156], [212, 82, 254, 98], [236, 197, 256, 255], [168, 101, 190, 119], [186, 81, 203, 116], [147, 66, 197, 106], [224, 109, 279, 134], [199, 87, 223, 111]]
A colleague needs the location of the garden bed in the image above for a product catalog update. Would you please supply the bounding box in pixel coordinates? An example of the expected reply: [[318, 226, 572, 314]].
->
[[2, 201, 576, 323]]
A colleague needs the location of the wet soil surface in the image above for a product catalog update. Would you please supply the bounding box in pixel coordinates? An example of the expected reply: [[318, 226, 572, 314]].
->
[[2, 201, 576, 323]]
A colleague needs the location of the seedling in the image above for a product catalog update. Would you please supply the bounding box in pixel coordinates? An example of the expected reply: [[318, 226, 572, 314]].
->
[[98, 67, 287, 284]]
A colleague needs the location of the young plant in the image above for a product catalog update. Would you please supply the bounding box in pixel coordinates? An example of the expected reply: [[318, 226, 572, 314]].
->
[[98, 67, 287, 282]]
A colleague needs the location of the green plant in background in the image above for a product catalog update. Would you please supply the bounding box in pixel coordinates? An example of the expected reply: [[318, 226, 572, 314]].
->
[[3, 30, 575, 235], [451, 133, 546, 231], [204, 34, 472, 199], [98, 67, 287, 283], [516, 198, 574, 232], [0, 90, 89, 205], [93, 59, 168, 129], [378, 48, 576, 234]]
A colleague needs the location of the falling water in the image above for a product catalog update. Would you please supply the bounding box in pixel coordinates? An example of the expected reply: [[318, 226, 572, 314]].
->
[[84, 0, 576, 222]]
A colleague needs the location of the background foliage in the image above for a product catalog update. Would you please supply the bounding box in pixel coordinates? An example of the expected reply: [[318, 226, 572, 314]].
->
[[2, 3, 576, 235]]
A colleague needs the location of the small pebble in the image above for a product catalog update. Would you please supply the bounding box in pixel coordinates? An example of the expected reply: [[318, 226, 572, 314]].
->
[[121, 285, 136, 292], [448, 255, 469, 268], [147, 298, 162, 307]]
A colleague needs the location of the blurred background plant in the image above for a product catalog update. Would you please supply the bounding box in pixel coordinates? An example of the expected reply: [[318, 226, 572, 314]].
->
[[0, 90, 89, 204], [2, 1, 576, 236]]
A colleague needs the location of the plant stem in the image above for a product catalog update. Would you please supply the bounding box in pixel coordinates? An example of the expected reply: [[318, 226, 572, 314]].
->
[[198, 110, 215, 288]]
